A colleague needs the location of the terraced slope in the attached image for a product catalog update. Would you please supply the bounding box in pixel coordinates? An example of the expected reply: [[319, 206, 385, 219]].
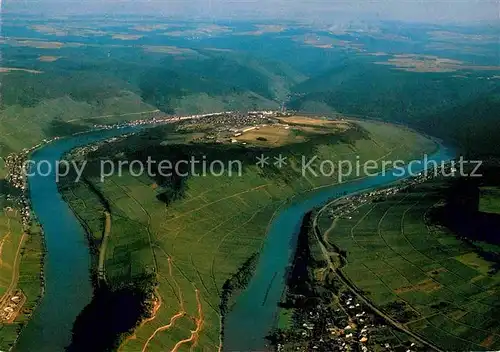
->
[[317, 181, 500, 351], [61, 119, 437, 351]]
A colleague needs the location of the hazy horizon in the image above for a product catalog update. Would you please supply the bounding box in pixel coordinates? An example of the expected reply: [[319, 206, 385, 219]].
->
[[4, 0, 500, 24]]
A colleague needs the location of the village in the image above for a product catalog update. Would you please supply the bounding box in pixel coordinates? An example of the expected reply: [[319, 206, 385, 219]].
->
[[2, 110, 292, 230], [272, 162, 454, 352], [0, 110, 290, 329], [323, 161, 453, 223], [2, 111, 453, 344], [91, 109, 284, 131], [275, 290, 423, 352]]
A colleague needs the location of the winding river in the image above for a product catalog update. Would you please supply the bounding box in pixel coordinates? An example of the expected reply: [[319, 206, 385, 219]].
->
[[14, 124, 453, 352], [223, 145, 455, 351], [15, 127, 141, 352]]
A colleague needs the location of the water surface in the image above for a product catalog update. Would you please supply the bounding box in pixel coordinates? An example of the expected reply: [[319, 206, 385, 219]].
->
[[15, 125, 453, 352], [16, 127, 140, 352], [224, 145, 455, 351]]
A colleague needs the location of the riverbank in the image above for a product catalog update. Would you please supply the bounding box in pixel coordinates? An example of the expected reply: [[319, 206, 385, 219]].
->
[[3, 111, 239, 350], [268, 164, 457, 350], [311, 171, 500, 351], [56, 118, 438, 351], [3, 110, 274, 350], [0, 183, 45, 351], [224, 142, 453, 351], [219, 253, 259, 344], [14, 127, 157, 352], [57, 153, 157, 352], [269, 207, 429, 351], [4, 113, 440, 351]]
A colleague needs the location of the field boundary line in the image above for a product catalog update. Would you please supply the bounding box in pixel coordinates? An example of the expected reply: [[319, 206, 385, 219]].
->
[[209, 208, 263, 297], [349, 203, 378, 251], [164, 184, 271, 223], [314, 197, 443, 352], [109, 179, 159, 273]]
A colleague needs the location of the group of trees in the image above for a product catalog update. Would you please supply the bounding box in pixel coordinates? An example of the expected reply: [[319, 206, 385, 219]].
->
[[69, 274, 156, 352]]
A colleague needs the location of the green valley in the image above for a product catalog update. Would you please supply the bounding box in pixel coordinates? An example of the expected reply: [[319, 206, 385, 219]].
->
[[58, 118, 436, 351], [0, 12, 498, 352]]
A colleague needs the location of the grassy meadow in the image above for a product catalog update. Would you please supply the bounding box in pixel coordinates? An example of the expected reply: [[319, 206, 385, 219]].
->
[[317, 181, 500, 351], [60, 119, 437, 351]]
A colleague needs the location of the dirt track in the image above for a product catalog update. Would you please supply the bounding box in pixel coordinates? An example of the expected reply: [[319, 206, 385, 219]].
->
[[97, 211, 111, 282], [313, 198, 443, 352]]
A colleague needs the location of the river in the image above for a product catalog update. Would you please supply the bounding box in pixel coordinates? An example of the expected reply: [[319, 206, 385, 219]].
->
[[223, 145, 455, 351], [14, 125, 453, 352], [15, 127, 141, 352]]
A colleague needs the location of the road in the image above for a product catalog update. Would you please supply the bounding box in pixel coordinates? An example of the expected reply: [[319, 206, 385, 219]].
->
[[97, 211, 111, 283], [313, 199, 443, 352], [0, 232, 26, 307], [67, 109, 160, 123]]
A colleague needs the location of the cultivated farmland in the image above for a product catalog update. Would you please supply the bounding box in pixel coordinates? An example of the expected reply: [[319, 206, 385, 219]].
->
[[61, 119, 438, 351], [317, 181, 500, 351]]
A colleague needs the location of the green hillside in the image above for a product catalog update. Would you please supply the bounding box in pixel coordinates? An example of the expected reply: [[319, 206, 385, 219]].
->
[[316, 179, 500, 351], [0, 49, 306, 158], [289, 59, 500, 156], [290, 60, 497, 120], [416, 92, 500, 157], [59, 119, 437, 351]]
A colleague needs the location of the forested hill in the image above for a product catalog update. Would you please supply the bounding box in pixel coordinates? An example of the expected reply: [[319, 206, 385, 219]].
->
[[416, 91, 500, 157], [0, 48, 305, 158], [288, 58, 500, 156], [1, 17, 498, 159]]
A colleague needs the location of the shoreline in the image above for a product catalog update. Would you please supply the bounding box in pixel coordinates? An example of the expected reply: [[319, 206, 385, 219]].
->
[[269, 160, 455, 351], [7, 113, 444, 351], [10, 110, 280, 350]]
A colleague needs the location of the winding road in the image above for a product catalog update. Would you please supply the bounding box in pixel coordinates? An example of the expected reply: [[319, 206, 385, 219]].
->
[[313, 197, 443, 352]]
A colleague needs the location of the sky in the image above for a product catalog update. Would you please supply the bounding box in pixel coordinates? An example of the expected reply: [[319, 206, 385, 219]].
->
[[4, 0, 500, 23]]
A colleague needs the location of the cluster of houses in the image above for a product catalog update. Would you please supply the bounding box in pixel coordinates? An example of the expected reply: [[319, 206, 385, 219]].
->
[[3, 110, 289, 229], [326, 186, 400, 221], [91, 110, 228, 130], [176, 110, 288, 144], [326, 161, 455, 221], [91, 110, 285, 131], [2, 141, 57, 228], [89, 110, 294, 146], [277, 291, 423, 352], [3, 138, 59, 192], [275, 163, 457, 351]]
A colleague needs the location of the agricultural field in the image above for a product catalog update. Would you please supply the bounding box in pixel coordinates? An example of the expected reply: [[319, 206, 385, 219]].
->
[[0, 209, 24, 299], [272, 210, 424, 352], [374, 54, 500, 73], [0, 88, 161, 349], [233, 116, 351, 147], [317, 180, 500, 351], [0, 210, 44, 349], [61, 119, 437, 351], [0, 13, 499, 352], [479, 186, 500, 214], [234, 125, 306, 146], [278, 115, 351, 130], [0, 93, 161, 159]]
